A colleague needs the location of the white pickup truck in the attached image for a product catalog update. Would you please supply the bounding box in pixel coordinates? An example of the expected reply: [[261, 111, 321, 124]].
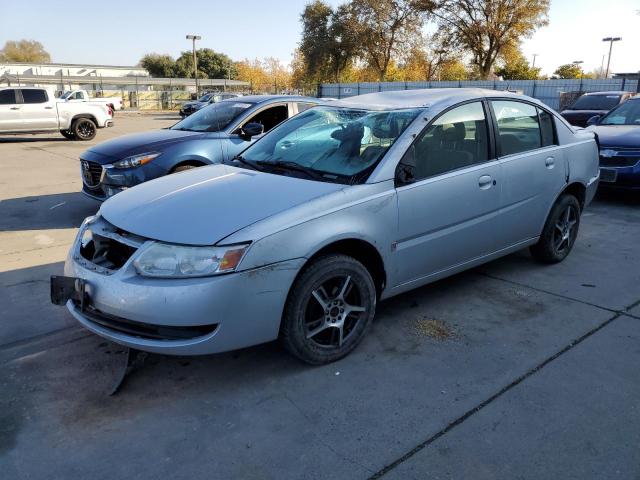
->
[[0, 87, 113, 140], [60, 89, 123, 113]]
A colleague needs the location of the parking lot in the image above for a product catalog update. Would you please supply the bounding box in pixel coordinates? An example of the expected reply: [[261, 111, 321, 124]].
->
[[1, 113, 639, 479]]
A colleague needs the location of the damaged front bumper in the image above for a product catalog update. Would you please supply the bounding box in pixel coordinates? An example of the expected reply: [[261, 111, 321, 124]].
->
[[54, 217, 305, 355]]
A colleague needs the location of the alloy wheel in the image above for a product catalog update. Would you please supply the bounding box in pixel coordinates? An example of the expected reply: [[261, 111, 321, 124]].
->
[[553, 205, 578, 255], [77, 120, 96, 139], [304, 274, 367, 348]]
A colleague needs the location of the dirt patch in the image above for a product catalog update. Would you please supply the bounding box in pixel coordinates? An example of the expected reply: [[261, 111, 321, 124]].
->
[[413, 318, 457, 341]]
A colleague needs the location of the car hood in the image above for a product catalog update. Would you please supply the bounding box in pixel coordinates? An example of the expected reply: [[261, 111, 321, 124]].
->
[[590, 125, 640, 148], [83, 129, 211, 162], [100, 164, 345, 245]]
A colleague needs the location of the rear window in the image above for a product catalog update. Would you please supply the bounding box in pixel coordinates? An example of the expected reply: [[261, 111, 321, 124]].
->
[[569, 94, 621, 111], [21, 89, 48, 104], [0, 89, 17, 105]]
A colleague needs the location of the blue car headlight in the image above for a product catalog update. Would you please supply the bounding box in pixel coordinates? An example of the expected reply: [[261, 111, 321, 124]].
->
[[113, 152, 162, 169], [133, 242, 249, 278]]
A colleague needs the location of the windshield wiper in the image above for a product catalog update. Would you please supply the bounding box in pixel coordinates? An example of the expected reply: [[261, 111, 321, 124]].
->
[[231, 155, 263, 171], [255, 160, 326, 181]]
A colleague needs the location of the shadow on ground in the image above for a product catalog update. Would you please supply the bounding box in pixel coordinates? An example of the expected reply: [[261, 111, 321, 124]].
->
[[0, 136, 69, 143], [0, 192, 98, 231]]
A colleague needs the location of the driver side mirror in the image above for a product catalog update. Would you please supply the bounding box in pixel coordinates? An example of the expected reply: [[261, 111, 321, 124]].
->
[[586, 115, 601, 126], [241, 122, 264, 141], [395, 146, 417, 187]]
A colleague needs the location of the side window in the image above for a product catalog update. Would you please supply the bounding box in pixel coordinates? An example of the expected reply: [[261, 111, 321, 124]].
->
[[491, 100, 542, 156], [538, 108, 556, 147], [21, 89, 48, 104], [296, 102, 315, 114], [402, 101, 490, 181], [244, 105, 288, 133], [0, 89, 17, 105]]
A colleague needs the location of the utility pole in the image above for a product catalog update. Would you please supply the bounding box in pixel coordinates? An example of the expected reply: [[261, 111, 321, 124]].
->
[[532, 54, 539, 68], [602, 37, 621, 78], [186, 34, 201, 95]]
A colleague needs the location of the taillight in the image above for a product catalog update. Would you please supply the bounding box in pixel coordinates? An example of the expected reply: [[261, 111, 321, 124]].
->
[[107, 105, 113, 116]]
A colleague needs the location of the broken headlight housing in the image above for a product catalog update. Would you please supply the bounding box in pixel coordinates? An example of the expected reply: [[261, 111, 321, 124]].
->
[[133, 242, 249, 278]]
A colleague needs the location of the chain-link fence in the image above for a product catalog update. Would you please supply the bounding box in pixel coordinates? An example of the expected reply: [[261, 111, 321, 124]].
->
[[318, 78, 640, 110]]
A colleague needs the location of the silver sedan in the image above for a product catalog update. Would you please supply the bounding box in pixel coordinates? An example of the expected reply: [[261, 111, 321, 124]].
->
[[52, 88, 600, 364]]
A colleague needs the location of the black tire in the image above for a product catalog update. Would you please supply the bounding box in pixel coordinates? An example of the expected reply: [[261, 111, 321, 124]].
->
[[71, 118, 97, 141], [530, 194, 581, 263], [60, 129, 76, 140], [172, 164, 199, 173], [280, 254, 377, 365]]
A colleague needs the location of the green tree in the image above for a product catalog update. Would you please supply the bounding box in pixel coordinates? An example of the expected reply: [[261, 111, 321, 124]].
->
[[347, 0, 435, 81], [495, 48, 540, 80], [553, 63, 583, 79], [174, 49, 237, 79], [0, 39, 50, 63], [139, 54, 176, 77], [433, 0, 549, 79]]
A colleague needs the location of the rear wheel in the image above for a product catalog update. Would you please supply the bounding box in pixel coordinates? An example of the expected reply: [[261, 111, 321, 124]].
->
[[60, 129, 76, 140], [280, 254, 376, 365], [530, 194, 581, 263], [72, 118, 97, 141]]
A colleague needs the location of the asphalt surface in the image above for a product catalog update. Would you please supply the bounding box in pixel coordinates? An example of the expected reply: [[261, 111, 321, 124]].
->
[[1, 114, 639, 479]]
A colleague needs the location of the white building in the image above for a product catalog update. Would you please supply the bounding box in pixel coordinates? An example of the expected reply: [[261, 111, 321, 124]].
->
[[0, 62, 148, 78]]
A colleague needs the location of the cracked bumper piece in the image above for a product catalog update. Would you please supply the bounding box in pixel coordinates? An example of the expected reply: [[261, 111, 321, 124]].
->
[[64, 253, 305, 355]]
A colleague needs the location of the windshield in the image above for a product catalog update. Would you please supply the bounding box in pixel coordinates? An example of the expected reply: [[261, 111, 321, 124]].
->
[[171, 101, 255, 132], [238, 106, 421, 182], [198, 93, 213, 102], [600, 99, 640, 126], [569, 94, 621, 111]]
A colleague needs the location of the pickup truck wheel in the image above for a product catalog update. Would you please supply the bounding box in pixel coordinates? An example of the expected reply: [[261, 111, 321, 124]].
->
[[280, 254, 376, 365], [530, 194, 581, 264], [60, 130, 76, 140], [72, 118, 97, 141]]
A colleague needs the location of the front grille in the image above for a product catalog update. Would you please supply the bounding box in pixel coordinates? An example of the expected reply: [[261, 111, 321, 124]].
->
[[599, 156, 640, 168], [76, 302, 218, 340], [81, 160, 103, 188]]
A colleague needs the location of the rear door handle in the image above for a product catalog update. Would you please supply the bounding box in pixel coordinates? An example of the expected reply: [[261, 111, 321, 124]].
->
[[45, 106, 53, 109], [10, 107, 20, 110], [478, 175, 494, 189], [545, 156, 555, 168]]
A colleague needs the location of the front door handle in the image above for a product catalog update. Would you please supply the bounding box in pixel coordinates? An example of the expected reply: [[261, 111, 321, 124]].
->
[[10, 107, 20, 110], [44, 106, 53, 110], [545, 156, 555, 168], [478, 175, 494, 189]]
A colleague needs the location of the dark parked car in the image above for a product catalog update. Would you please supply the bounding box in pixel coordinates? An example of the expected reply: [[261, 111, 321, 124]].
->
[[560, 91, 634, 127], [587, 96, 640, 190], [80, 95, 320, 200], [179, 92, 242, 117]]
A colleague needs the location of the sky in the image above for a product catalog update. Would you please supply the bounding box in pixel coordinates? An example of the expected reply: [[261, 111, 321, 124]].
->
[[1, 0, 638, 76]]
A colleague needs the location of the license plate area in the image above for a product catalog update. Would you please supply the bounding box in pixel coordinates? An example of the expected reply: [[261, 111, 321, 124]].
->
[[599, 168, 618, 183], [50, 275, 88, 309]]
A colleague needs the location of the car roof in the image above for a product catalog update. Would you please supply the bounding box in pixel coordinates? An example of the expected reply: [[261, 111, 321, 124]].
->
[[581, 91, 629, 96], [221, 94, 320, 104], [332, 88, 540, 110]]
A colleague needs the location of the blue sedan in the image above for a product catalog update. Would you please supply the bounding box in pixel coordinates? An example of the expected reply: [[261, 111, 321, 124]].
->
[[79, 95, 320, 201], [588, 96, 640, 190]]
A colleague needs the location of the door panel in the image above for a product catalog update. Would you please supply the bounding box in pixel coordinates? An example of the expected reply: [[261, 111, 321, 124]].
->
[[20, 89, 58, 130], [395, 162, 502, 285], [490, 100, 567, 245], [0, 89, 23, 131], [393, 101, 502, 286]]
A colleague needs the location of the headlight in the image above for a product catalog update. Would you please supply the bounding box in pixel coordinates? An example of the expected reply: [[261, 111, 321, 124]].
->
[[112, 152, 161, 169], [133, 243, 249, 278]]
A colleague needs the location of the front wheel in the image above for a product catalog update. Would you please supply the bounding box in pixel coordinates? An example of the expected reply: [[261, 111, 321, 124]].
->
[[71, 118, 97, 141], [530, 194, 581, 263], [60, 129, 76, 140], [280, 254, 376, 365]]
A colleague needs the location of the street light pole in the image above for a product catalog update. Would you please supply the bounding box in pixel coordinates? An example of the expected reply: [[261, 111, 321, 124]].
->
[[572, 60, 584, 79], [186, 34, 201, 95], [532, 54, 539, 68], [602, 37, 621, 78]]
